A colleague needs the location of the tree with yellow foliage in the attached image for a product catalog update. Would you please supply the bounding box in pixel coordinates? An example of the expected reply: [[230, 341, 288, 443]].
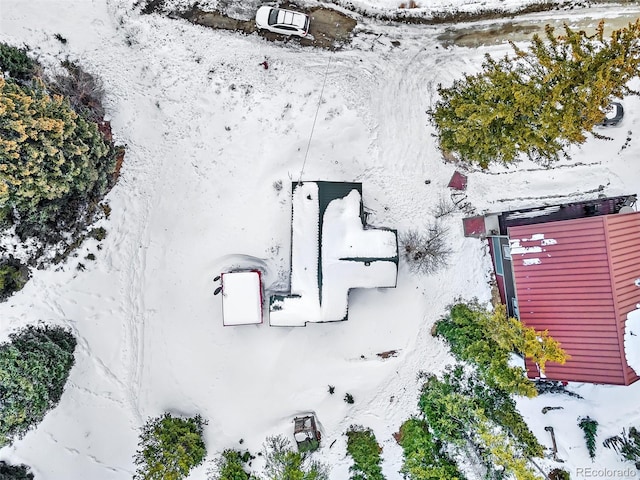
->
[[431, 20, 640, 167], [0, 76, 115, 229], [435, 302, 568, 397]]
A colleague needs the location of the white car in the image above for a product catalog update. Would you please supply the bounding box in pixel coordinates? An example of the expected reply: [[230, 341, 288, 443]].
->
[[255, 6, 310, 38]]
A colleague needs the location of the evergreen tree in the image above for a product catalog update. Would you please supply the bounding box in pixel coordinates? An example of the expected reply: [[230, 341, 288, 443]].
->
[[0, 77, 115, 228], [0, 461, 34, 480], [431, 20, 640, 167], [0, 258, 28, 300], [0, 43, 36, 82], [262, 435, 328, 480], [211, 450, 256, 480], [435, 302, 567, 397], [345, 426, 385, 480], [133, 413, 207, 480], [398, 418, 464, 480], [476, 422, 541, 480], [578, 417, 599, 460], [418, 371, 543, 480], [0, 325, 76, 446]]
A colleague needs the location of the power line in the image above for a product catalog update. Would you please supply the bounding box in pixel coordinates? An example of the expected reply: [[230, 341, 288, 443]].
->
[[297, 52, 333, 184]]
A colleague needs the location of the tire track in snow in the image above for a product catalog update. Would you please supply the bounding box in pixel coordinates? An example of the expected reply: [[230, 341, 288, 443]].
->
[[358, 36, 468, 175]]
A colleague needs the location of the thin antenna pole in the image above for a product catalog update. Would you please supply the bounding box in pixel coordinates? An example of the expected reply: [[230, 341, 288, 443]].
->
[[298, 52, 333, 184]]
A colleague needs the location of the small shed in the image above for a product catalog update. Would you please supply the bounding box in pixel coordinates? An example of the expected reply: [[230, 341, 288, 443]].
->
[[293, 415, 321, 452], [221, 271, 263, 326]]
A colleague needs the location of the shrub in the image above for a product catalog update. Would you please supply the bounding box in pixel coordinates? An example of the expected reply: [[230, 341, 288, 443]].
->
[[262, 435, 329, 480], [210, 449, 255, 480], [578, 417, 598, 460], [0, 325, 76, 446], [534, 380, 582, 398], [50, 61, 105, 122], [0, 258, 29, 301], [345, 425, 385, 480], [53, 33, 68, 44], [0, 461, 34, 479], [328, 385, 335, 394], [603, 427, 640, 468], [431, 195, 456, 219], [0, 43, 36, 81], [133, 413, 207, 480], [89, 227, 107, 241], [548, 468, 570, 480], [344, 393, 355, 404], [399, 224, 451, 275]]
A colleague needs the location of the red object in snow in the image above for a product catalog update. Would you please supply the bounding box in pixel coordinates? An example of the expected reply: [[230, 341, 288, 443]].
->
[[448, 171, 468, 191], [509, 212, 640, 386], [462, 215, 486, 238]]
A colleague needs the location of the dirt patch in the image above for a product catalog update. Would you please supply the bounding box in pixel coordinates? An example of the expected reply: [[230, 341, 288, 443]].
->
[[157, 2, 357, 50], [438, 22, 540, 47], [438, 8, 640, 47], [303, 7, 358, 48], [376, 349, 399, 359], [179, 6, 256, 33]]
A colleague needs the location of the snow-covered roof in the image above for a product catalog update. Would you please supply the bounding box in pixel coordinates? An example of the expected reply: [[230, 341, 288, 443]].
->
[[625, 308, 640, 376], [270, 182, 398, 326], [222, 271, 263, 326]]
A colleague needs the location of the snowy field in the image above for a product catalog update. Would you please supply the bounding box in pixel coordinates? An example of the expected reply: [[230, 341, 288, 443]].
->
[[2, 0, 640, 478]]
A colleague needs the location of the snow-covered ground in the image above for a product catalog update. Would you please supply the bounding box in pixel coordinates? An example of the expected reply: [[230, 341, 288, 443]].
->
[[1, 0, 640, 478]]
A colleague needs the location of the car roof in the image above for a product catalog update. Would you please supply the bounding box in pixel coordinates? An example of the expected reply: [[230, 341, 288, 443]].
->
[[275, 8, 307, 28]]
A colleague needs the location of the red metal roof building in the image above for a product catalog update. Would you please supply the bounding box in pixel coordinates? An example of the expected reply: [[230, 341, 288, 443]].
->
[[508, 212, 640, 385]]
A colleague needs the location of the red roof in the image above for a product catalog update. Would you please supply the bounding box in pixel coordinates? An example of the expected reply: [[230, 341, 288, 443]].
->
[[509, 212, 640, 385], [447, 171, 468, 191], [463, 215, 486, 237]]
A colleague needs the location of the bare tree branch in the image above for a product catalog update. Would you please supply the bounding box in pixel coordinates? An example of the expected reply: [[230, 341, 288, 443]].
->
[[399, 223, 452, 275]]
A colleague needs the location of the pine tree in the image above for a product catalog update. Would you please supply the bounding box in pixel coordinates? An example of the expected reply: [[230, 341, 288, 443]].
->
[[0, 461, 34, 480], [134, 413, 207, 480], [211, 450, 256, 480], [398, 418, 464, 480], [578, 417, 599, 460], [435, 302, 568, 397], [431, 20, 640, 167], [262, 435, 329, 480], [417, 370, 544, 480], [0, 77, 114, 227], [0, 325, 76, 446], [345, 426, 385, 480], [0, 43, 36, 82], [476, 421, 542, 480]]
